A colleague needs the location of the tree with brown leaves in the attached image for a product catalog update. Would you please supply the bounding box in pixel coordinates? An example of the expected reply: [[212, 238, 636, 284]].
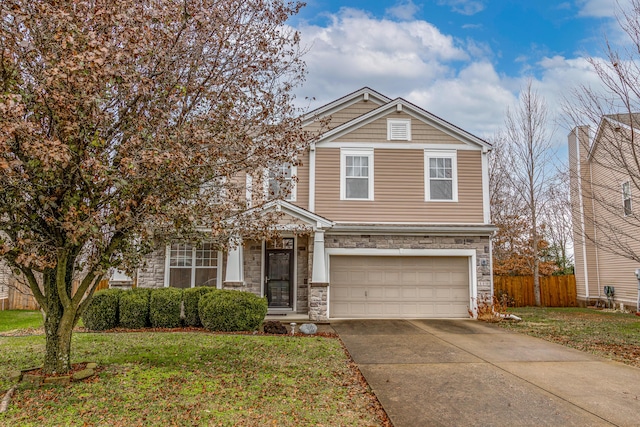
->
[[0, 0, 308, 374]]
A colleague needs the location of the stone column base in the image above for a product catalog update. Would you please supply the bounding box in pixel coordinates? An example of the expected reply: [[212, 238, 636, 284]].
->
[[309, 282, 329, 321]]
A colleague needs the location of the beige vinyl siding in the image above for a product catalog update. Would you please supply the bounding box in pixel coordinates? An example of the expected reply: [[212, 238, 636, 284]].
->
[[335, 112, 462, 144], [293, 150, 309, 210], [588, 146, 640, 304], [303, 100, 381, 134], [314, 148, 484, 223]]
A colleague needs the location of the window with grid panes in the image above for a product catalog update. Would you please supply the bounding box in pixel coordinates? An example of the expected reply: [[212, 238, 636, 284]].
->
[[169, 243, 218, 288]]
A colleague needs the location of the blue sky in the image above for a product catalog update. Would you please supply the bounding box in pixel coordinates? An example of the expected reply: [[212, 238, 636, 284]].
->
[[288, 0, 625, 148]]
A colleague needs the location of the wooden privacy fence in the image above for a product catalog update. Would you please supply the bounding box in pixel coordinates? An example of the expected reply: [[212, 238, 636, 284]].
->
[[494, 275, 577, 307], [1, 278, 110, 310]]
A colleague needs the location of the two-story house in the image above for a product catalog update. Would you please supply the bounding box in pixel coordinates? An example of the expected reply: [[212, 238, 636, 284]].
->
[[136, 87, 496, 320], [569, 115, 640, 311]]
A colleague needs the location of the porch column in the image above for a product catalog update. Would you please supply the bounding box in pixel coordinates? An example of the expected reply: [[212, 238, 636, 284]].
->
[[311, 230, 327, 283], [310, 229, 328, 321], [224, 237, 244, 289]]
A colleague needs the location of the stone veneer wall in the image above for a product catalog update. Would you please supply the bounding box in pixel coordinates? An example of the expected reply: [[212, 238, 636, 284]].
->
[[324, 234, 492, 296], [243, 236, 310, 314], [295, 235, 309, 314], [243, 240, 262, 296], [137, 246, 166, 289], [0, 260, 10, 301]]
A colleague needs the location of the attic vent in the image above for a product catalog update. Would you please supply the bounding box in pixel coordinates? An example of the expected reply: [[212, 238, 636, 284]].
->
[[387, 119, 411, 141]]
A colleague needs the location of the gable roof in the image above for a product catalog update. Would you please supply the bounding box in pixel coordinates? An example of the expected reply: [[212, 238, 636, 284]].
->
[[259, 200, 334, 230], [302, 87, 391, 125], [312, 94, 492, 151], [589, 113, 640, 160]]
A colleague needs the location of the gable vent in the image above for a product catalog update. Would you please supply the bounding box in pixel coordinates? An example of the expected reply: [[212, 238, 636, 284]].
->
[[387, 119, 411, 141]]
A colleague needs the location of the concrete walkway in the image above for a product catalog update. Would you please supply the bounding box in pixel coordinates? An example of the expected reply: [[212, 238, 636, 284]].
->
[[332, 319, 640, 427]]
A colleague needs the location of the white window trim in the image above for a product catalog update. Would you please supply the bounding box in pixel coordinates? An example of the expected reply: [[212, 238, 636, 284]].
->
[[622, 180, 632, 216], [340, 148, 374, 201], [424, 150, 458, 202], [163, 244, 223, 289], [387, 118, 411, 141], [264, 163, 297, 202]]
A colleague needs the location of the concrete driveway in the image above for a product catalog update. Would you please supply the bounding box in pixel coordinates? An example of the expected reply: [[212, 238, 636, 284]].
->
[[332, 319, 640, 427]]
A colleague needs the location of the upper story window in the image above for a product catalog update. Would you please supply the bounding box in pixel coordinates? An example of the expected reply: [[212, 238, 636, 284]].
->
[[623, 181, 632, 216], [387, 118, 411, 141], [267, 162, 296, 201], [168, 243, 218, 288], [425, 150, 458, 202], [199, 176, 225, 205], [340, 148, 374, 200]]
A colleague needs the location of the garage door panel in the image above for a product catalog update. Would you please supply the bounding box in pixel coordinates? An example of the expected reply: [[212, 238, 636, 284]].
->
[[401, 271, 417, 283], [384, 271, 401, 283], [330, 256, 470, 318], [401, 287, 418, 298], [368, 288, 385, 299]]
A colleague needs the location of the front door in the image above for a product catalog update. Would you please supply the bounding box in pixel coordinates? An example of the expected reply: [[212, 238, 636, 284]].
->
[[265, 238, 294, 309]]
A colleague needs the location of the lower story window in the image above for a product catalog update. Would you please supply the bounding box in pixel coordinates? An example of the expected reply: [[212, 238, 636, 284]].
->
[[168, 243, 218, 288]]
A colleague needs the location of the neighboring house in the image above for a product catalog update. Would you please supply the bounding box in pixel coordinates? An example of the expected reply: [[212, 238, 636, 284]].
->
[[134, 87, 496, 320], [569, 115, 640, 310], [0, 260, 9, 309]]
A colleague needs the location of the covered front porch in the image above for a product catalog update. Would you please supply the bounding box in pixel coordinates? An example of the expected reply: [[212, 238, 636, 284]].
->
[[221, 200, 334, 320]]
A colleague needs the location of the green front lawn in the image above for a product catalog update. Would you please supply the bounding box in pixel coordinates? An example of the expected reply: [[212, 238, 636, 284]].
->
[[0, 331, 383, 426], [0, 310, 43, 333], [498, 307, 640, 367]]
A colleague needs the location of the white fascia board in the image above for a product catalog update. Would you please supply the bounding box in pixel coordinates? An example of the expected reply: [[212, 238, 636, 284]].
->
[[327, 224, 497, 236], [320, 141, 477, 150], [325, 248, 477, 257], [266, 200, 334, 229], [302, 87, 391, 125]]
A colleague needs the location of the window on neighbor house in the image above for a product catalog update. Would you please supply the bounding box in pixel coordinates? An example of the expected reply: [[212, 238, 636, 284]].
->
[[623, 181, 632, 216], [387, 118, 411, 141], [168, 243, 218, 288], [267, 162, 296, 201], [341, 149, 374, 200], [425, 151, 458, 201]]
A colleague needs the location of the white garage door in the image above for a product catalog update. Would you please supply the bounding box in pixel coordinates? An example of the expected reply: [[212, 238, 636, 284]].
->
[[329, 256, 470, 318]]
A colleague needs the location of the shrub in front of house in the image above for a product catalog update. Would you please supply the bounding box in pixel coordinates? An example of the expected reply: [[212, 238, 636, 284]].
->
[[183, 287, 218, 327], [119, 288, 151, 329], [149, 287, 183, 328], [198, 290, 268, 332], [82, 289, 121, 331]]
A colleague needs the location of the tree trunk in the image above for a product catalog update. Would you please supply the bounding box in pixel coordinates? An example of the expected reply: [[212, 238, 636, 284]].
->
[[42, 271, 76, 374], [533, 231, 542, 307], [44, 314, 74, 374]]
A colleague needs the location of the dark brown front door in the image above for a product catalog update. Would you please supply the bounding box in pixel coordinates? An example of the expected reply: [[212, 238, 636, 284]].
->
[[265, 241, 294, 308]]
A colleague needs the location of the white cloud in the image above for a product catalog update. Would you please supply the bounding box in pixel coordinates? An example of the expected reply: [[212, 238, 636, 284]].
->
[[385, 0, 421, 21], [296, 8, 469, 104], [407, 62, 517, 137], [437, 0, 485, 16], [576, 0, 618, 18], [292, 7, 611, 149]]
